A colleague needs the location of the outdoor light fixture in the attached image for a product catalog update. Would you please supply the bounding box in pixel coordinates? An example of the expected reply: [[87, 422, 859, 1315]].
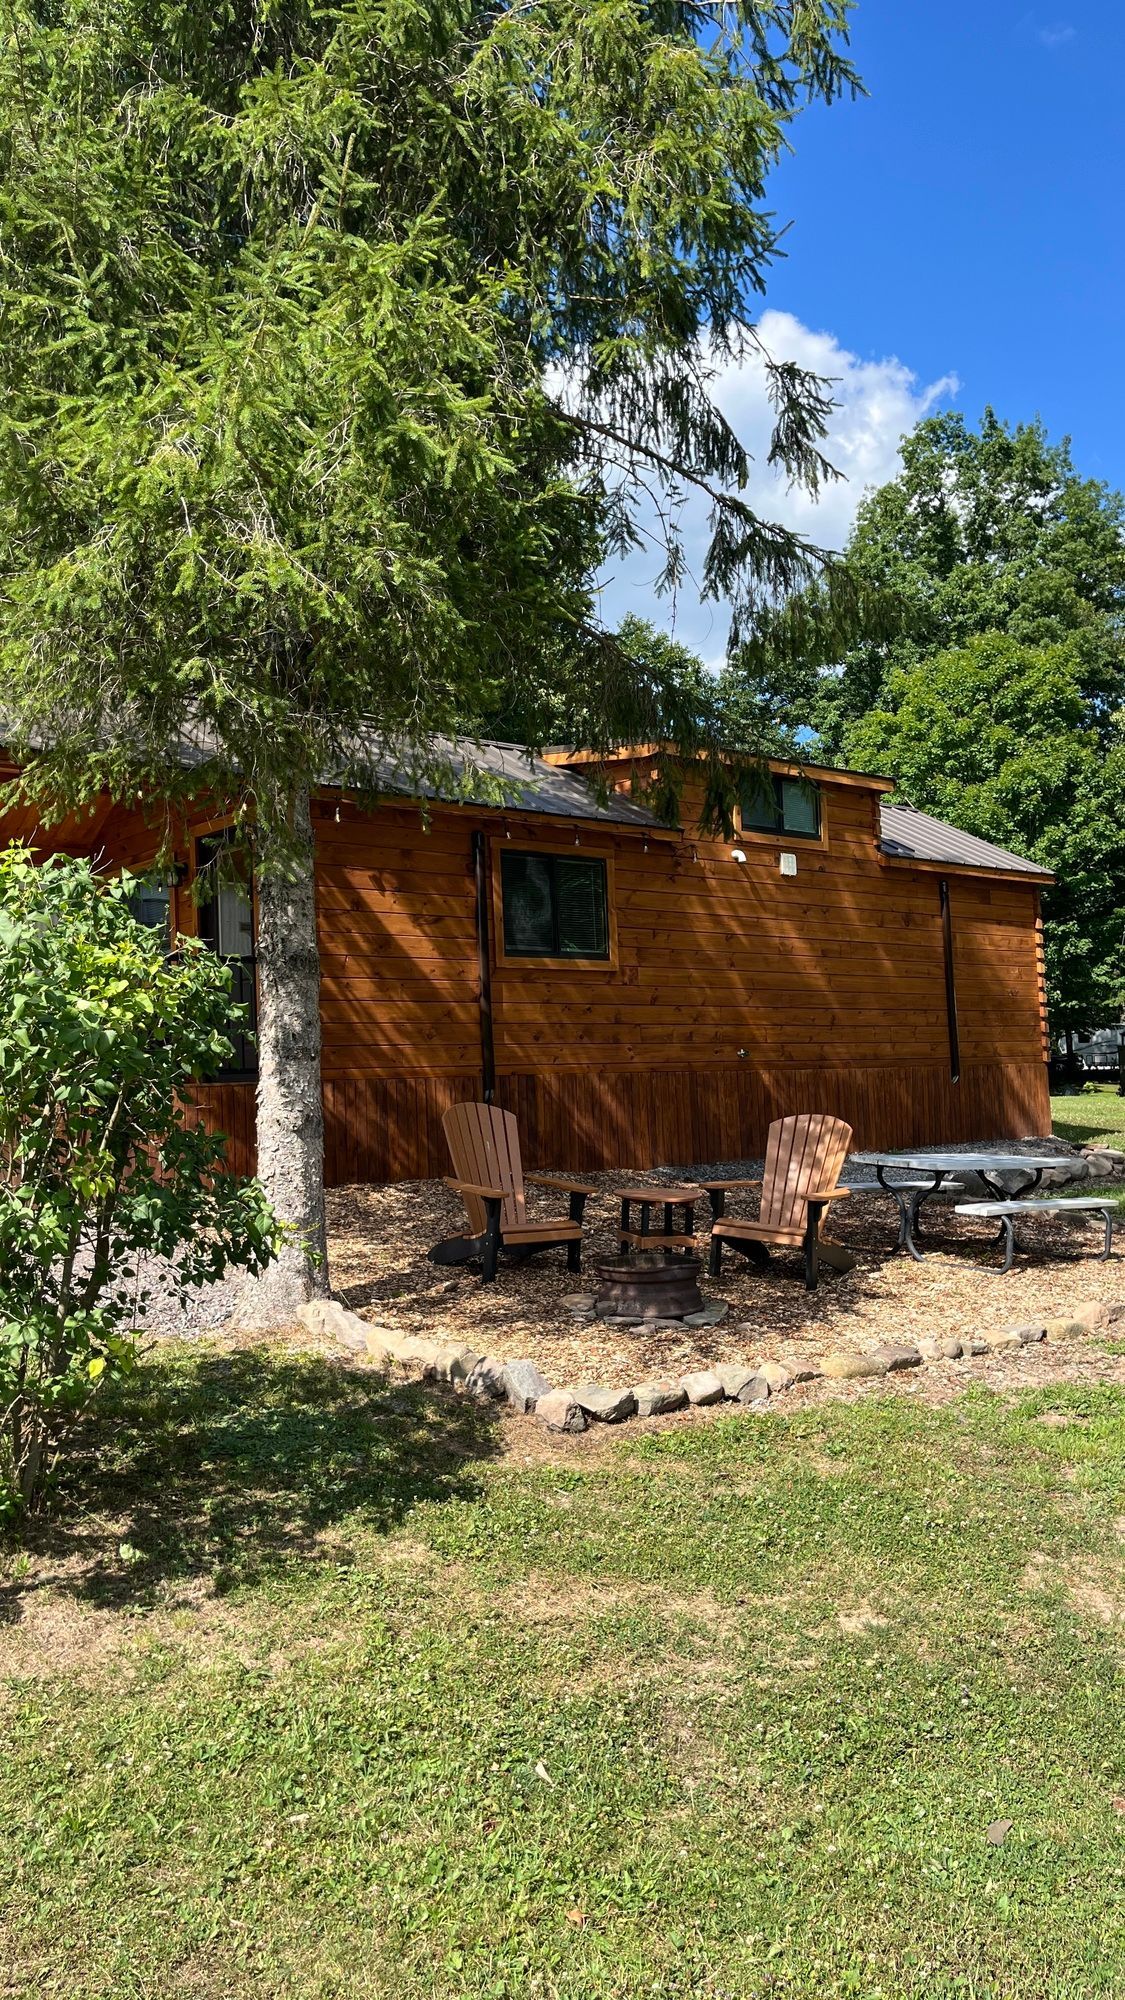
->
[[731, 847, 747, 864], [780, 851, 798, 877]]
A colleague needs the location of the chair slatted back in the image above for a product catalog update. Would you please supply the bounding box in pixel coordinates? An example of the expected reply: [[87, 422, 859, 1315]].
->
[[442, 1102, 527, 1236], [760, 1114, 853, 1231]]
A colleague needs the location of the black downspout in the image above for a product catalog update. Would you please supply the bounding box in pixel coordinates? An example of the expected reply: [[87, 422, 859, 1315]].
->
[[473, 830, 496, 1103], [940, 876, 961, 1084]]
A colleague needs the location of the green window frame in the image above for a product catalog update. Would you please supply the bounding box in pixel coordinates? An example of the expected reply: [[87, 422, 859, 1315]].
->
[[499, 849, 610, 960], [740, 774, 822, 840]]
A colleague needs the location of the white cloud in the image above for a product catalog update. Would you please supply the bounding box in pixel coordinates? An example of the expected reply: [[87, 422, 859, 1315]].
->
[[592, 309, 958, 662], [1034, 21, 1076, 48]]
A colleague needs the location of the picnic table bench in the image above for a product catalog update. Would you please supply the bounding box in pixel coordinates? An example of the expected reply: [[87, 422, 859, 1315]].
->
[[955, 1197, 1117, 1274], [870, 1153, 1062, 1261]]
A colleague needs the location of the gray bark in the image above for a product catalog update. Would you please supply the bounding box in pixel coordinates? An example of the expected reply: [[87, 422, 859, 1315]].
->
[[235, 785, 330, 1324]]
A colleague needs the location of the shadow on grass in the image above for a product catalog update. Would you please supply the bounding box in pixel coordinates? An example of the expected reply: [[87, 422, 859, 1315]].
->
[[3, 1345, 501, 1615]]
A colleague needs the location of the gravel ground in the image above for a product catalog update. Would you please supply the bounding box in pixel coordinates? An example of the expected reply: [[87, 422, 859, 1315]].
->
[[137, 1138, 1125, 1391]]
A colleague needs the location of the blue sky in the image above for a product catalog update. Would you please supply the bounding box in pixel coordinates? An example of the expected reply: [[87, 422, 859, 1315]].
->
[[595, 1, 1125, 658]]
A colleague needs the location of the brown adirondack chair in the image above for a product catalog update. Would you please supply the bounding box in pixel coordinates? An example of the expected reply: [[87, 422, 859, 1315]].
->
[[703, 1113, 854, 1291], [431, 1102, 597, 1284]]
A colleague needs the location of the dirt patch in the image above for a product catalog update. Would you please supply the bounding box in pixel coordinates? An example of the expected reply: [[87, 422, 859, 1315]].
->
[[1064, 1558, 1125, 1628], [1021, 1550, 1125, 1632], [836, 1602, 890, 1635]]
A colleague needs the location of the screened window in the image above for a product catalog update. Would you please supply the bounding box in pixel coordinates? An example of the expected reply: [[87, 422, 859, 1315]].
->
[[740, 774, 821, 839], [500, 850, 609, 959], [196, 835, 258, 1079]]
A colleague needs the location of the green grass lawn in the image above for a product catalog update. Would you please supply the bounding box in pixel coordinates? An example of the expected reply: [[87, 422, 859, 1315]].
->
[[1051, 1084, 1125, 1151], [4, 1346, 1125, 1998]]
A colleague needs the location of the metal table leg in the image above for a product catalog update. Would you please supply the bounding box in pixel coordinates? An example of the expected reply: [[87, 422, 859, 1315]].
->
[[999, 1214, 1016, 1275], [975, 1168, 1043, 1252], [877, 1166, 942, 1260]]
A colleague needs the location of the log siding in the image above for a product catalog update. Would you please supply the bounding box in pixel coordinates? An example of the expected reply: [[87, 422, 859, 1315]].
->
[[2, 761, 1052, 1182]]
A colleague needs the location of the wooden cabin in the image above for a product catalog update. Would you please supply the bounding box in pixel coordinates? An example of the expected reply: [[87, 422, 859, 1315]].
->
[[0, 741, 1053, 1181]]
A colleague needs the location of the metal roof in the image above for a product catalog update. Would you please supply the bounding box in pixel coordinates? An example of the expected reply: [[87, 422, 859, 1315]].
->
[[353, 737, 667, 830], [879, 801, 1051, 878]]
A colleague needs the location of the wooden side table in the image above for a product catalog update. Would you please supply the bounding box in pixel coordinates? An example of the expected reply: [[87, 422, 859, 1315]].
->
[[618, 1183, 704, 1257]]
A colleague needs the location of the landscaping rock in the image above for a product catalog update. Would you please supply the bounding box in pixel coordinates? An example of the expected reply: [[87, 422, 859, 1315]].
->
[[756, 1360, 795, 1392], [433, 1343, 481, 1383], [776, 1357, 822, 1384], [964, 1338, 991, 1357], [393, 1337, 445, 1378], [736, 1374, 771, 1406], [563, 1293, 598, 1320], [1042, 1317, 1092, 1341], [987, 1329, 1023, 1351], [535, 1390, 587, 1434], [569, 1383, 637, 1423], [298, 1299, 370, 1350], [363, 1329, 398, 1365], [821, 1351, 888, 1380], [682, 1302, 729, 1328], [715, 1363, 757, 1400], [337, 1322, 374, 1355], [868, 1343, 922, 1371], [681, 1369, 725, 1406], [916, 1337, 943, 1361], [1069, 1300, 1115, 1330], [464, 1356, 507, 1403], [503, 1359, 552, 1412], [1017, 1323, 1048, 1343], [633, 1382, 688, 1417], [937, 1336, 964, 1360]]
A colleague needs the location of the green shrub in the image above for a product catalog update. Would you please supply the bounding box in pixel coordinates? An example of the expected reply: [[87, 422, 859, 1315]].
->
[[0, 847, 276, 1514]]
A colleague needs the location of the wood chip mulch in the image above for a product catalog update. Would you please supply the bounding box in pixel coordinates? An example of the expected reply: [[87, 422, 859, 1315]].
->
[[326, 1167, 1125, 1391]]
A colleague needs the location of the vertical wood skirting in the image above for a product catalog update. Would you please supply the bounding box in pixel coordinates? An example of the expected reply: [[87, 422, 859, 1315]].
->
[[184, 1059, 1052, 1186]]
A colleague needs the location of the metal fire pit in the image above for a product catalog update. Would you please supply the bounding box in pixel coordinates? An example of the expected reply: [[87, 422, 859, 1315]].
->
[[593, 1252, 704, 1322]]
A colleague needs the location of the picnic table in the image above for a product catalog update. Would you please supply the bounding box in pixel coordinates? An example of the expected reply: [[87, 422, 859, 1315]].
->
[[870, 1153, 1062, 1261]]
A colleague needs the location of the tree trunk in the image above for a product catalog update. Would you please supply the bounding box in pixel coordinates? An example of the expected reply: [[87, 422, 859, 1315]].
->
[[235, 785, 330, 1324]]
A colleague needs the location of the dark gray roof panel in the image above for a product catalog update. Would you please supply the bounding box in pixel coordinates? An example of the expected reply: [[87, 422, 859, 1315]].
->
[[121, 726, 666, 829], [343, 737, 667, 829], [879, 800, 1050, 877]]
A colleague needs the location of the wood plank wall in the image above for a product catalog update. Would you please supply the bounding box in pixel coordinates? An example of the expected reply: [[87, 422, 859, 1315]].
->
[[190, 775, 1051, 1181], [2, 763, 1052, 1184]]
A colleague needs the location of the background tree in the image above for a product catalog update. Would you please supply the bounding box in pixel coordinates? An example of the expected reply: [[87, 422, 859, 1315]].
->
[[0, 851, 276, 1513], [730, 411, 1125, 1038], [0, 0, 858, 1318], [846, 634, 1125, 1041]]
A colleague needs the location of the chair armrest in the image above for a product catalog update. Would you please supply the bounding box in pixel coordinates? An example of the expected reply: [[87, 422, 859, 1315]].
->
[[806, 1187, 850, 1203], [699, 1178, 762, 1192], [527, 1174, 599, 1198], [443, 1176, 505, 1201]]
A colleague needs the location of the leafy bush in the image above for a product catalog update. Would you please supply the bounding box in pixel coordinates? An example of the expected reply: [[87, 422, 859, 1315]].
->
[[0, 848, 276, 1514]]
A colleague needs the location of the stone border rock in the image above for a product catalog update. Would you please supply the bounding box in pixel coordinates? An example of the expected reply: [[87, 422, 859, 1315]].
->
[[1042, 1146, 1125, 1188], [298, 1292, 1125, 1435]]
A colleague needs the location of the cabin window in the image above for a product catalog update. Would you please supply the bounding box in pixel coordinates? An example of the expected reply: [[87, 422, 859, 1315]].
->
[[127, 877, 172, 947], [740, 774, 821, 839], [195, 834, 258, 1080], [500, 850, 609, 960]]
